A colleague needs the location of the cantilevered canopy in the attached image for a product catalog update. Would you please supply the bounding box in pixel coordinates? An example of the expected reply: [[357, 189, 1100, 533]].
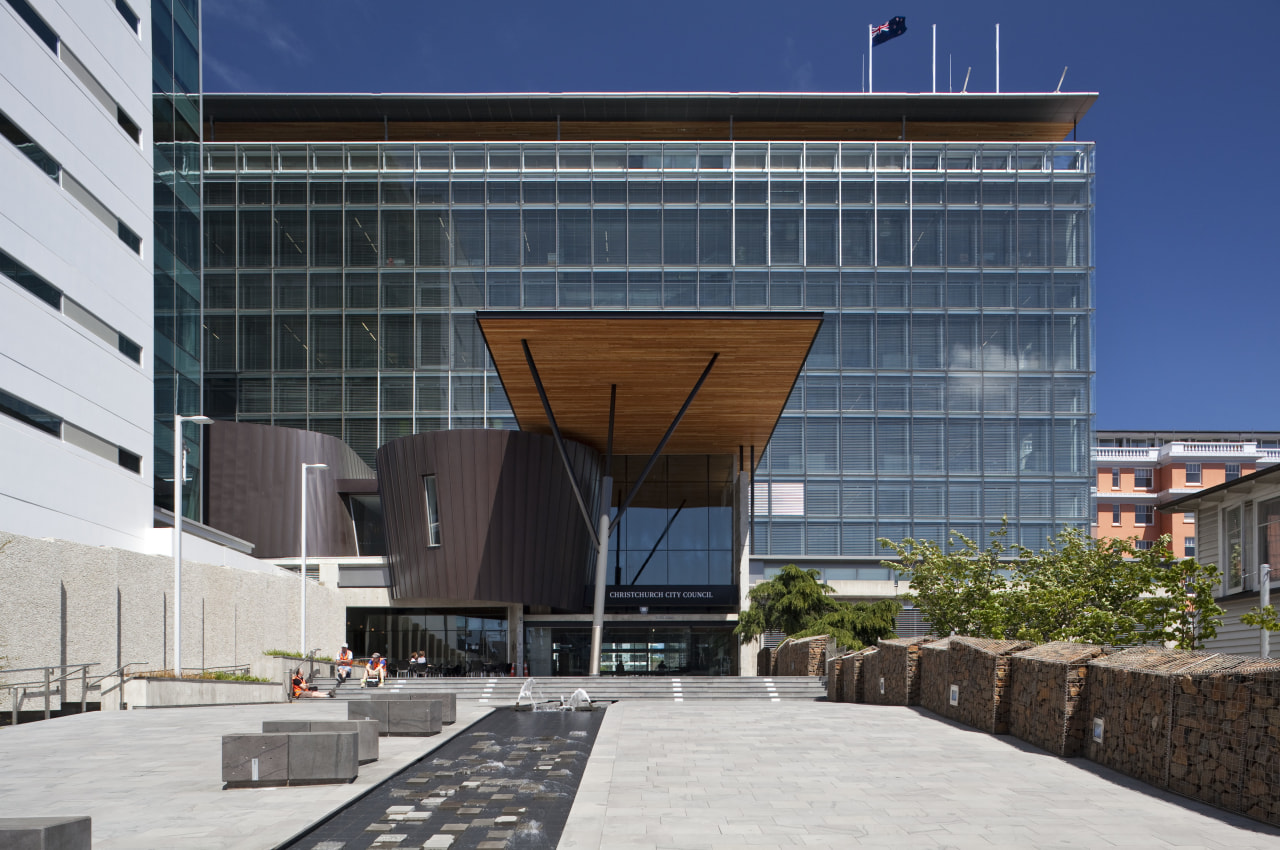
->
[[476, 311, 822, 462]]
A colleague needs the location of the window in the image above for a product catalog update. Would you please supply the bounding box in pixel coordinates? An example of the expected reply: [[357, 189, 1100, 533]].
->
[[1133, 540, 1153, 551], [1184, 537, 1196, 558], [4, 0, 58, 52], [0, 109, 60, 181], [0, 387, 61, 437], [1111, 504, 1121, 526], [1226, 464, 1241, 481], [1135, 505, 1154, 526], [424, 475, 441, 547], [1110, 468, 1120, 489], [1224, 506, 1243, 591], [114, 0, 139, 32], [1134, 468, 1153, 490], [1184, 512, 1195, 524], [1184, 463, 1201, 485]]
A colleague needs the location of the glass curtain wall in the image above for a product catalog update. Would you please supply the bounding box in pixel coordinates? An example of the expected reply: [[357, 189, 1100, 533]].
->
[[347, 608, 508, 675], [153, 0, 203, 516], [201, 141, 1094, 556]]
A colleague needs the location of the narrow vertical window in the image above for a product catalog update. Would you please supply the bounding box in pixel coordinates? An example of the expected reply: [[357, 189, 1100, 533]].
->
[[424, 474, 441, 547], [1110, 468, 1119, 489], [1111, 504, 1121, 526]]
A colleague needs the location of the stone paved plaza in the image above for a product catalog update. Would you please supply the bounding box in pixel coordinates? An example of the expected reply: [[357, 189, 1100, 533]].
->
[[3, 699, 1280, 849]]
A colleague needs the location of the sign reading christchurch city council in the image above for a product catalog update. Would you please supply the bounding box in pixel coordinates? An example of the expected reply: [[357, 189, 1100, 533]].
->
[[587, 585, 739, 608]]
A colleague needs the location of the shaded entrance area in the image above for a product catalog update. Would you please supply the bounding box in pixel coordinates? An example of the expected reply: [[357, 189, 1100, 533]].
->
[[526, 624, 739, 677], [347, 608, 509, 676]]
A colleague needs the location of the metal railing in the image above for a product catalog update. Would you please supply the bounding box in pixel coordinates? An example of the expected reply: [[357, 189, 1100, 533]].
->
[[2, 663, 98, 725]]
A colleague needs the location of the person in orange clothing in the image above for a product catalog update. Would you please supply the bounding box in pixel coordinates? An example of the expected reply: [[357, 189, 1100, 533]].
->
[[291, 667, 331, 699], [361, 653, 387, 687]]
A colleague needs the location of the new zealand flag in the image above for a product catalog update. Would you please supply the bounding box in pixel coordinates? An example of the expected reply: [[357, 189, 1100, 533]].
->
[[872, 16, 907, 47]]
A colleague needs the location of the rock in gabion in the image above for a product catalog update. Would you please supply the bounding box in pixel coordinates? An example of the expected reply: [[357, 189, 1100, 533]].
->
[[1084, 648, 1235, 789], [1168, 658, 1280, 825], [862, 637, 935, 705], [774, 635, 830, 676], [834, 647, 878, 703], [1006, 641, 1108, 757], [917, 637, 956, 717], [1238, 668, 1280, 825], [757, 645, 776, 677], [923, 637, 1033, 733]]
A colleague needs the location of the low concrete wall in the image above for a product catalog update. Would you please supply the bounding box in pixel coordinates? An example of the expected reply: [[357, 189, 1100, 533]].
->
[[121, 677, 284, 708], [774, 635, 829, 677], [0, 531, 347, 711]]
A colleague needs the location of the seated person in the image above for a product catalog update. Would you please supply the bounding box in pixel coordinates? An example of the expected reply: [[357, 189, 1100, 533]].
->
[[336, 642, 353, 686], [361, 653, 387, 687], [291, 667, 331, 699], [416, 653, 429, 677]]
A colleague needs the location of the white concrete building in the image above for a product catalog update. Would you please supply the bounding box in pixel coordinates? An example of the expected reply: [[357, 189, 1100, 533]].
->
[[0, 0, 154, 549]]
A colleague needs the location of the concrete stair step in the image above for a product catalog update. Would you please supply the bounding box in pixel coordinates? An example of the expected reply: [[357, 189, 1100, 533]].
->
[[326, 676, 827, 702]]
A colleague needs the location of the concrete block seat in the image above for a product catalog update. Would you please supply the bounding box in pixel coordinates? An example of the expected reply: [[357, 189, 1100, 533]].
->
[[347, 698, 442, 736], [262, 719, 379, 764], [222, 731, 358, 788], [0, 817, 91, 849], [345, 689, 457, 724]]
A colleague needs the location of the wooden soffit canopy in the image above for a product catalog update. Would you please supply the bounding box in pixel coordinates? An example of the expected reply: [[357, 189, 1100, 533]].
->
[[476, 311, 822, 461]]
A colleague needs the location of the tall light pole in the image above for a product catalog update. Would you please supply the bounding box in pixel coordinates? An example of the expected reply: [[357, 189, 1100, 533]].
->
[[300, 462, 329, 657], [173, 414, 213, 678]]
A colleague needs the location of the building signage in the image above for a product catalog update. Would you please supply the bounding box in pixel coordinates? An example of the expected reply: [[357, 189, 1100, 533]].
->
[[587, 585, 739, 608]]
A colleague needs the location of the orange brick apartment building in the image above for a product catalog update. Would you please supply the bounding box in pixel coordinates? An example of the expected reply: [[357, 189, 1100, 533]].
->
[[1093, 431, 1280, 557]]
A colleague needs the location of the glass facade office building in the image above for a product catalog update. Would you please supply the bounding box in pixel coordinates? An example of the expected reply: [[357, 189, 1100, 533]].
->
[[200, 96, 1095, 570], [152, 0, 204, 517]]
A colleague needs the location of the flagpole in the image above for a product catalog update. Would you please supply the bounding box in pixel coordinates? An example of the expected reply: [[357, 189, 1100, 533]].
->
[[868, 24, 873, 93], [995, 23, 1000, 93], [932, 25, 936, 94]]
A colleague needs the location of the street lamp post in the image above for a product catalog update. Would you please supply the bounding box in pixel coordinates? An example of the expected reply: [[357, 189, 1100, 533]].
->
[[300, 462, 329, 657], [173, 413, 213, 679]]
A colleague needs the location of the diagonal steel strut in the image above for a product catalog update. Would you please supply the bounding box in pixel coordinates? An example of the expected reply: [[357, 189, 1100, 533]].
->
[[611, 352, 719, 532], [521, 338, 599, 550]]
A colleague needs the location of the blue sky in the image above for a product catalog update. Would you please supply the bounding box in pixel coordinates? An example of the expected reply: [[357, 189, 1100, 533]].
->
[[202, 1, 1280, 432]]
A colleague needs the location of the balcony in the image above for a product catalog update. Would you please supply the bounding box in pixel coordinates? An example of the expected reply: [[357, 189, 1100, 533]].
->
[[1091, 447, 1158, 462]]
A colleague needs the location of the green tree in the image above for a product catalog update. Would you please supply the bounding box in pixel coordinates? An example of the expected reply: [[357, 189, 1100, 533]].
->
[[1241, 605, 1280, 632], [735, 564, 900, 651], [880, 526, 1224, 649], [878, 526, 1023, 639]]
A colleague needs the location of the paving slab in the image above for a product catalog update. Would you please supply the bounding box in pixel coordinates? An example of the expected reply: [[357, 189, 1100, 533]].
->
[[559, 701, 1280, 850], [0, 701, 492, 850]]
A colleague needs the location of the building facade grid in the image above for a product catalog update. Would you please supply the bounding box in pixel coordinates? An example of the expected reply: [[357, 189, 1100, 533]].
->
[[201, 139, 1095, 558]]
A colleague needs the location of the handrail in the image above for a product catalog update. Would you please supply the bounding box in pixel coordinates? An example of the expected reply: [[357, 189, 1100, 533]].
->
[[1, 663, 101, 675], [90, 662, 150, 698], [2, 662, 98, 724]]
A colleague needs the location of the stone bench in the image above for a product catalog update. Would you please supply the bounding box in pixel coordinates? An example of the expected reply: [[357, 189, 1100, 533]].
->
[[347, 697, 441, 736], [222, 730, 358, 788], [262, 719, 379, 764], [354, 690, 456, 724], [0, 817, 91, 849]]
